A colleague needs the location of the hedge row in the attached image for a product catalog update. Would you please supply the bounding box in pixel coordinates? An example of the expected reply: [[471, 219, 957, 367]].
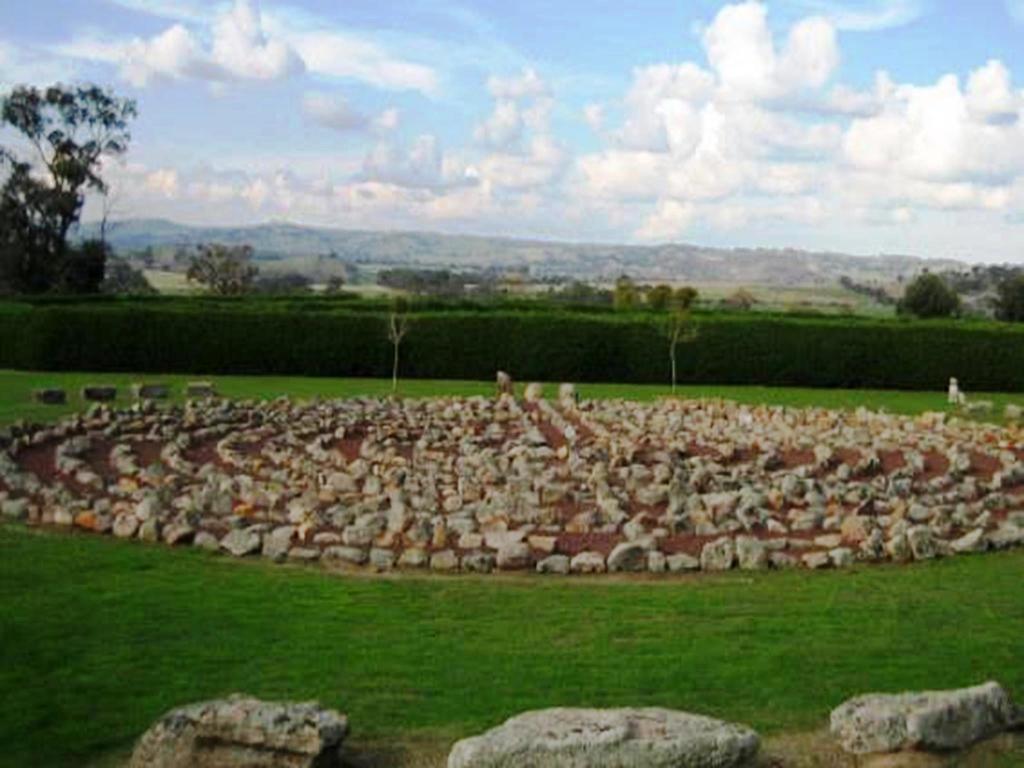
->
[[2, 303, 1023, 391]]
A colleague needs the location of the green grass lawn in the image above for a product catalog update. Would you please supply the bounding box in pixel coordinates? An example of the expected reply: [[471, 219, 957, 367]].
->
[[1, 526, 1022, 767], [2, 371, 1022, 766], [2, 369, 1021, 426]]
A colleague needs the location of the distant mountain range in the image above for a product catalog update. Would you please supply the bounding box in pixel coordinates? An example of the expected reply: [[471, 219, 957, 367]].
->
[[86, 218, 968, 287]]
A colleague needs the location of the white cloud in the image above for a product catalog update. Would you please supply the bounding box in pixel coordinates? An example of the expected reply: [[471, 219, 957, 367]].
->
[[577, 3, 847, 214], [583, 104, 605, 132], [637, 199, 696, 241], [577, 151, 671, 201], [261, 7, 439, 96], [703, 1, 839, 99], [796, 0, 925, 31], [144, 168, 181, 197], [362, 136, 442, 189], [474, 68, 553, 150], [303, 93, 400, 134], [617, 63, 715, 151], [473, 69, 568, 192], [479, 135, 568, 190], [120, 25, 213, 85], [282, 30, 438, 96], [575, 2, 1024, 245], [825, 71, 896, 115], [843, 69, 1024, 184], [475, 99, 525, 148], [487, 68, 550, 100], [58, 1, 302, 86], [702, 2, 779, 99], [303, 92, 367, 131], [966, 59, 1018, 121], [102, 0, 208, 23], [372, 108, 400, 133], [0, 40, 78, 88], [361, 135, 477, 190], [57, 0, 438, 95], [778, 16, 840, 90], [209, 0, 303, 81]]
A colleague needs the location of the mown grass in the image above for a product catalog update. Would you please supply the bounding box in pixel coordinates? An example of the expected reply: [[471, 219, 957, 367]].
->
[[2, 369, 1021, 426], [1, 526, 1022, 767]]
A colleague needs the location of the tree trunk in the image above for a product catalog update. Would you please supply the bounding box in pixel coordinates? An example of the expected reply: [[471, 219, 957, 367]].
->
[[670, 344, 677, 395], [392, 341, 400, 393]]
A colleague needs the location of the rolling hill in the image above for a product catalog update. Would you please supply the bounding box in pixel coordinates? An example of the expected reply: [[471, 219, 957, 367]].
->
[[86, 219, 967, 287]]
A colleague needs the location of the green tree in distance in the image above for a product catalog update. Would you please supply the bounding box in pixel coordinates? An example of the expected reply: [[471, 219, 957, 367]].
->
[[613, 275, 638, 310], [647, 284, 673, 310], [898, 272, 960, 318], [186, 244, 259, 296], [994, 274, 1024, 322]]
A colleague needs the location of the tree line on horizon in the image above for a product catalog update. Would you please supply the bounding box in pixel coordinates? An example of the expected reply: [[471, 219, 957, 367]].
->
[[3, 81, 1024, 323]]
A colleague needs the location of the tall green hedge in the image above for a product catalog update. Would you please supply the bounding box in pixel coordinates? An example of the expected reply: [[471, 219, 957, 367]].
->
[[1, 302, 1023, 390]]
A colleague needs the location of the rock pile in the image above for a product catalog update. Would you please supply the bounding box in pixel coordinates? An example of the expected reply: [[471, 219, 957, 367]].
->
[[0, 394, 1021, 575]]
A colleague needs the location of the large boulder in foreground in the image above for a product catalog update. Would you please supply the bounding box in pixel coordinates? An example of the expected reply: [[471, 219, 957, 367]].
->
[[830, 681, 1020, 754], [448, 707, 759, 768], [129, 694, 349, 768]]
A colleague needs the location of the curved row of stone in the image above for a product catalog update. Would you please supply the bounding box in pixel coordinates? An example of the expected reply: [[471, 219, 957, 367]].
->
[[1, 393, 1022, 575]]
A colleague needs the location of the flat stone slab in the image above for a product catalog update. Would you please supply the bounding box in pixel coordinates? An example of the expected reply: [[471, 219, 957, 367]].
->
[[830, 681, 1020, 755], [133, 383, 170, 400], [186, 381, 217, 398], [448, 708, 760, 768], [33, 389, 67, 405], [129, 694, 348, 768], [81, 385, 117, 402]]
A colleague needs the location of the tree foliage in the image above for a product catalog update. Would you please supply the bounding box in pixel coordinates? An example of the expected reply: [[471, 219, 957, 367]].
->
[[673, 286, 699, 310], [723, 288, 756, 311], [101, 256, 156, 295], [898, 272, 960, 319], [646, 284, 673, 310], [324, 275, 347, 295], [186, 244, 259, 295], [0, 84, 136, 294], [648, 284, 699, 312], [994, 275, 1024, 322], [553, 281, 612, 306], [613, 275, 638, 310], [253, 271, 313, 295]]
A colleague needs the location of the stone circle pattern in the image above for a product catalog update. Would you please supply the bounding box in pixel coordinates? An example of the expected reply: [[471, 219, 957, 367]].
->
[[1, 394, 1022, 574]]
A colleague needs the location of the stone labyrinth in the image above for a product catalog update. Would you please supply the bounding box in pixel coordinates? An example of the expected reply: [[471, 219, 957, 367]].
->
[[2, 391, 1023, 574]]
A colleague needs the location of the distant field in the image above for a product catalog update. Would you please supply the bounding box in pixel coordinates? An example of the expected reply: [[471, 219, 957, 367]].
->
[[143, 265, 895, 315], [141, 269, 192, 294], [685, 281, 896, 316], [1, 526, 1021, 767], [2, 369, 1021, 426]]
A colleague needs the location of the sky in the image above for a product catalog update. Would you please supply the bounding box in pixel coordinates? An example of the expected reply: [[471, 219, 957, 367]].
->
[[2, 0, 1024, 261]]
